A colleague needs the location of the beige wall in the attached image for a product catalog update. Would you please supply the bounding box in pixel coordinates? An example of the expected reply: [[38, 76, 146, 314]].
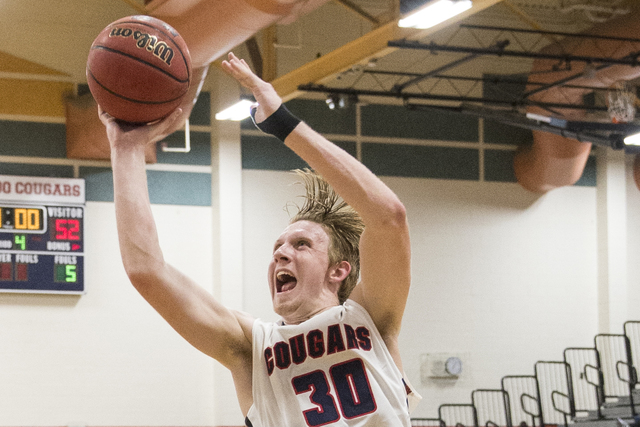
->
[[0, 159, 638, 425]]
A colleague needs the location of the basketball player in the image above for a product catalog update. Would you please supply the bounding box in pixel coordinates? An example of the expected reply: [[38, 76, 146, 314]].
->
[[100, 51, 420, 426]]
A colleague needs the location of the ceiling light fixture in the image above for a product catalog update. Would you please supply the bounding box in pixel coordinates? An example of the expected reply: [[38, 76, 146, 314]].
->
[[398, 0, 472, 29], [326, 94, 346, 110], [624, 132, 640, 146], [325, 93, 360, 110], [326, 96, 337, 110], [215, 99, 254, 121]]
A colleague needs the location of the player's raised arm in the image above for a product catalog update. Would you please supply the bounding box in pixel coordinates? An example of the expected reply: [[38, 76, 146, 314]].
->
[[101, 109, 253, 388], [221, 53, 411, 342]]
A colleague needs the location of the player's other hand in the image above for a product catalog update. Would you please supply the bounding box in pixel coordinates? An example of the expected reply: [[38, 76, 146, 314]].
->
[[221, 52, 281, 123]]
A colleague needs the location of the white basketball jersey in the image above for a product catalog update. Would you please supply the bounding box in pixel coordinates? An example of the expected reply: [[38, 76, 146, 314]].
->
[[245, 299, 417, 427]]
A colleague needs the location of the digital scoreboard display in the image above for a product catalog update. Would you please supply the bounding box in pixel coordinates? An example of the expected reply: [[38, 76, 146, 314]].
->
[[0, 175, 85, 294]]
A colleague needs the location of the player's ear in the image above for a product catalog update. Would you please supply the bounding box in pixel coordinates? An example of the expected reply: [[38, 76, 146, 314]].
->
[[329, 261, 351, 284]]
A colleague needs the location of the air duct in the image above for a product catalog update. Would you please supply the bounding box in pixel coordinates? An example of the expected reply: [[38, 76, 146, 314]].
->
[[514, 5, 640, 193], [146, 0, 329, 69]]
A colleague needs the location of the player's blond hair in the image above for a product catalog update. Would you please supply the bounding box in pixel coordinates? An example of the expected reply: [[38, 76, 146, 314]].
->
[[290, 169, 364, 304]]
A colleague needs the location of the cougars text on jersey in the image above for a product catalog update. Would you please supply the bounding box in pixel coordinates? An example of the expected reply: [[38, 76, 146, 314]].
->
[[263, 322, 372, 375]]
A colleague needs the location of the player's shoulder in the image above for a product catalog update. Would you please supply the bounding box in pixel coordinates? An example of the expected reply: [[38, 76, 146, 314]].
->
[[342, 298, 378, 326], [231, 309, 256, 345]]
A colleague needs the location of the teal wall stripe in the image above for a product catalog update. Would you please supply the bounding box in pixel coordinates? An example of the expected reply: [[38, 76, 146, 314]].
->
[[80, 167, 212, 206], [242, 135, 308, 171], [286, 99, 356, 135], [0, 89, 596, 203], [483, 150, 597, 187], [0, 120, 67, 158], [157, 131, 211, 165], [362, 143, 479, 180], [484, 149, 517, 183], [242, 135, 356, 171], [483, 73, 527, 102], [575, 155, 597, 187], [189, 92, 211, 126], [481, 73, 533, 146], [0, 163, 73, 178], [240, 116, 254, 131], [361, 105, 479, 141], [483, 119, 533, 146], [146, 170, 211, 206], [80, 167, 114, 202], [77, 85, 211, 127]]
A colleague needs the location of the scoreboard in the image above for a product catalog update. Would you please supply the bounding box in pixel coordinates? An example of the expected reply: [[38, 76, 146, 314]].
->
[[0, 175, 85, 294]]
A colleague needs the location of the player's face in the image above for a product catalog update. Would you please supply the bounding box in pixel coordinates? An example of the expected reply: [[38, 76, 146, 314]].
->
[[268, 220, 340, 323]]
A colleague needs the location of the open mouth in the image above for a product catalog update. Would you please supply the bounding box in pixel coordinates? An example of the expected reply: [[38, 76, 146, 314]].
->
[[276, 271, 297, 293]]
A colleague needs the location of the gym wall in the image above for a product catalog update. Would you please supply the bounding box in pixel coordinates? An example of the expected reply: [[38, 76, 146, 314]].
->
[[0, 77, 637, 426]]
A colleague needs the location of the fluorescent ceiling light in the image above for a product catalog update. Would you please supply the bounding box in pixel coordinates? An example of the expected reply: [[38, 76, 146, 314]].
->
[[624, 132, 640, 146], [215, 99, 254, 121], [526, 112, 567, 128], [398, 0, 472, 29]]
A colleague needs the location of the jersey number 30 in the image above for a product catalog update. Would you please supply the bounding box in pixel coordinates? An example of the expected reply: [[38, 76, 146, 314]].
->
[[292, 358, 376, 426]]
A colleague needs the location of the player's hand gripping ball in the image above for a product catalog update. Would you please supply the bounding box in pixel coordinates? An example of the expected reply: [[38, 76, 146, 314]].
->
[[86, 15, 192, 124]]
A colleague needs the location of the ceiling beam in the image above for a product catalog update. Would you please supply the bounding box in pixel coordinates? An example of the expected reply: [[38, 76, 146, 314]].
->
[[271, 0, 506, 101], [388, 39, 640, 66]]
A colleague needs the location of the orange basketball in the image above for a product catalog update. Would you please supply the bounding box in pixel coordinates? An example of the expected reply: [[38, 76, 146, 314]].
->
[[86, 15, 191, 124]]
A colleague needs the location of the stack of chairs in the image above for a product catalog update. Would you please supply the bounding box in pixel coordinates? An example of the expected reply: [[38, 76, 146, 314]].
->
[[411, 321, 640, 427]]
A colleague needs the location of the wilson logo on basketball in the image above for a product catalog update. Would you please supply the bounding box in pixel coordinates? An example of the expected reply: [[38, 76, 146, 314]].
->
[[109, 27, 175, 66]]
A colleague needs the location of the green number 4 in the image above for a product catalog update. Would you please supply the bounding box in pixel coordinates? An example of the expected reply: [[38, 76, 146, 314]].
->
[[14, 235, 26, 250]]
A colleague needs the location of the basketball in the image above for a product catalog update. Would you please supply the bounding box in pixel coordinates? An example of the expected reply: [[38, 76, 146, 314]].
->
[[86, 15, 192, 124]]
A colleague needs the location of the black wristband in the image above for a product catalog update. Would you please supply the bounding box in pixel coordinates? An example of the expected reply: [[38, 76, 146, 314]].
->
[[251, 103, 301, 142]]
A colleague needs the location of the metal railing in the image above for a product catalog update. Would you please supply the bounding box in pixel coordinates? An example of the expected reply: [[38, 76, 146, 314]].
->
[[412, 321, 640, 427]]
